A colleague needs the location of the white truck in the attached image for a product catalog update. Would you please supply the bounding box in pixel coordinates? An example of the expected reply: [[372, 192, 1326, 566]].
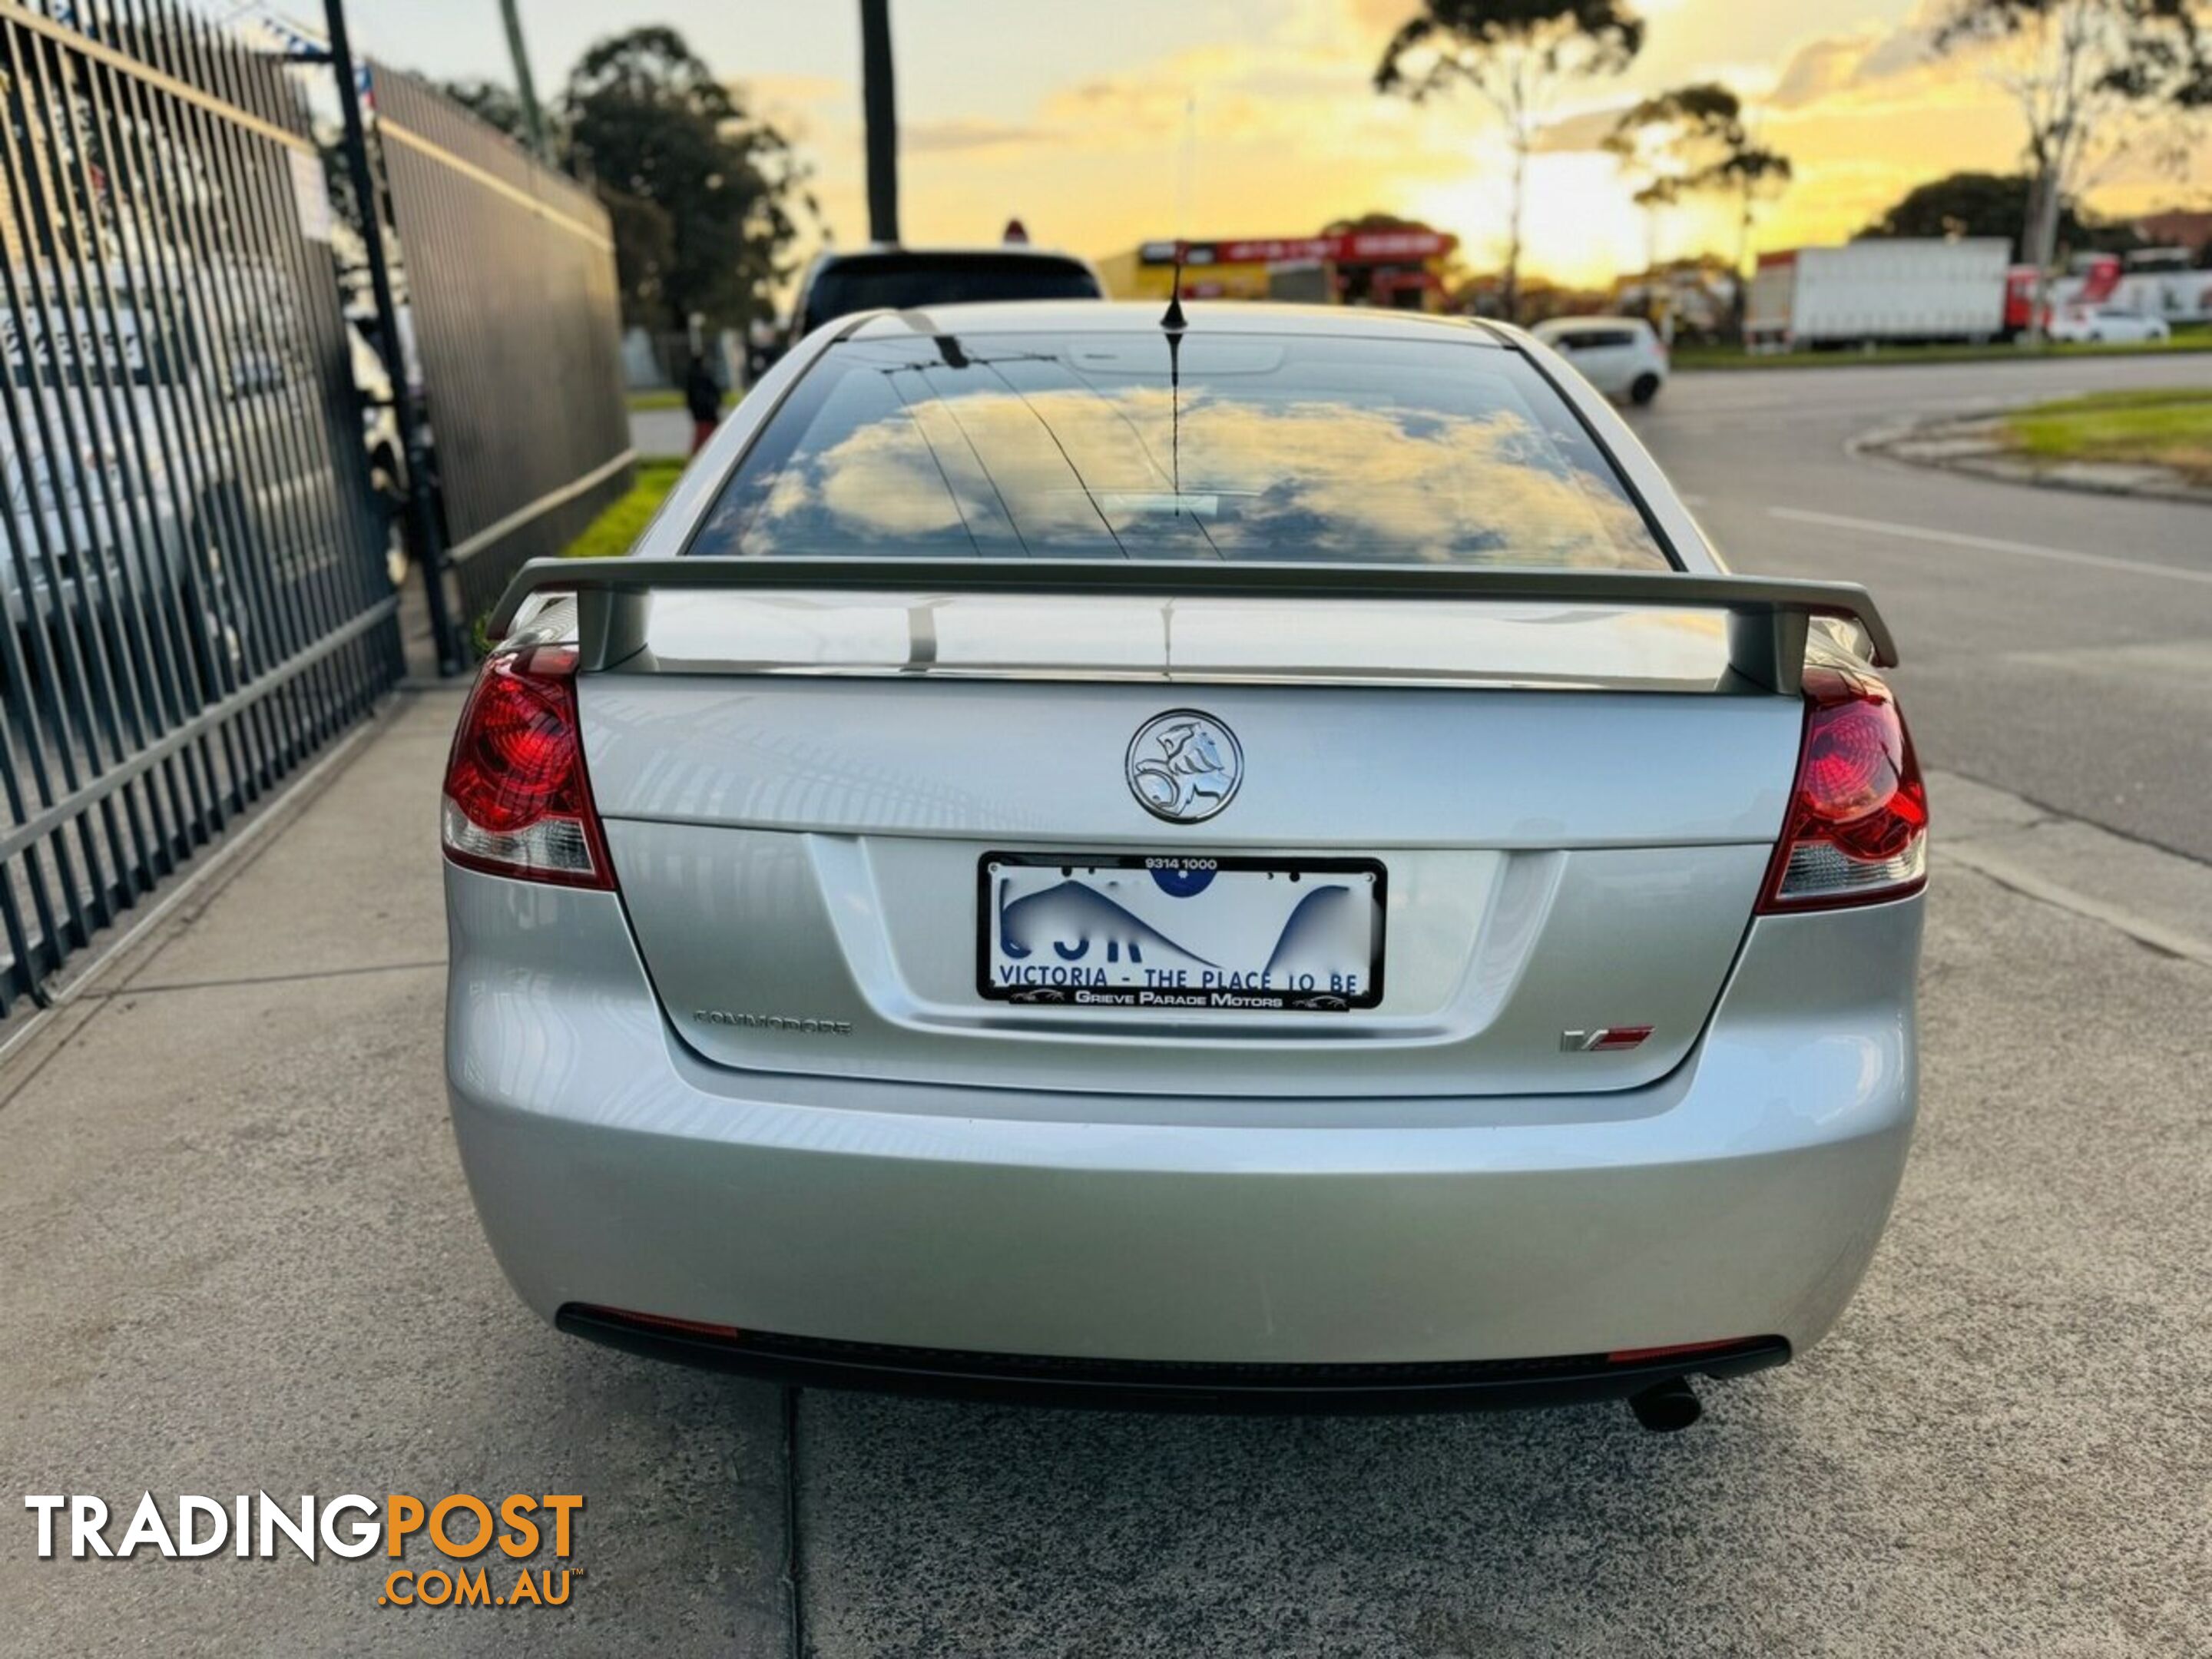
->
[[1745, 239, 2011, 349], [2051, 249, 2212, 327]]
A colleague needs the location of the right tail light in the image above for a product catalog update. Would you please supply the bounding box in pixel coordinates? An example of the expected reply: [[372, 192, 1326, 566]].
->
[[1757, 665, 1929, 912]]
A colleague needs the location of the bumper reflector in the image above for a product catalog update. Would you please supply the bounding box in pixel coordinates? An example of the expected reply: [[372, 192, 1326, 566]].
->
[[1605, 1339, 1751, 1364]]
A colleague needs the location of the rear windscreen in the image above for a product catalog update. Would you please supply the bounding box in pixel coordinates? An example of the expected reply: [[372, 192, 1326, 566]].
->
[[801, 257, 1102, 331], [691, 330, 1668, 569]]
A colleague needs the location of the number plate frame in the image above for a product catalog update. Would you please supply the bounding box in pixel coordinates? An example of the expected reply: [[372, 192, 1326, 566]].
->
[[976, 851, 1387, 1012]]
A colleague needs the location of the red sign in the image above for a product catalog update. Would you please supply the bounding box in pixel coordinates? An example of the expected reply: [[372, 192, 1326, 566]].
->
[[1143, 230, 1456, 267], [1339, 229, 1456, 261], [1215, 230, 1455, 263], [1212, 237, 1336, 263]]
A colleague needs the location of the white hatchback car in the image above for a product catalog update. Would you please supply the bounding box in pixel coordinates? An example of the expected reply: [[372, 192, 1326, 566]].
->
[[1532, 315, 1669, 404], [2047, 306, 2171, 344]]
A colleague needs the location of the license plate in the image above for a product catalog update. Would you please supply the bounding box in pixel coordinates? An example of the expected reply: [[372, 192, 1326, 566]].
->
[[978, 853, 1386, 1012]]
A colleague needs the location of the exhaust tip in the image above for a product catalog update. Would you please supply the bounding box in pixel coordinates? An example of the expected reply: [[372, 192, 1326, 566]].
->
[[1628, 1377, 1702, 1433]]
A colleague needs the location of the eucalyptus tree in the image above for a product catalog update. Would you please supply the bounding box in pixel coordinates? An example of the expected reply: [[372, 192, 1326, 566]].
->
[[1376, 0, 1644, 320], [1929, 0, 2212, 337], [1606, 82, 1791, 334]]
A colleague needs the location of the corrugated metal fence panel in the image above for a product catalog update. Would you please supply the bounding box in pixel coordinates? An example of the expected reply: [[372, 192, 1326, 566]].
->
[[0, 0, 402, 1013], [371, 68, 633, 624]]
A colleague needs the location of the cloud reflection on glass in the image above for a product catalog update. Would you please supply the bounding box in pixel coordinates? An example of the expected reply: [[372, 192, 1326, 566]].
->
[[695, 332, 1667, 570]]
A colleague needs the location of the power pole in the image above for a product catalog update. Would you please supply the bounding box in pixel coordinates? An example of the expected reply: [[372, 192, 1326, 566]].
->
[[859, 0, 899, 243], [497, 0, 551, 164]]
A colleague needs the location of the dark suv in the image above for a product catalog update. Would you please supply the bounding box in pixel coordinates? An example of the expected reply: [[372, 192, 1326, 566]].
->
[[789, 246, 1104, 339]]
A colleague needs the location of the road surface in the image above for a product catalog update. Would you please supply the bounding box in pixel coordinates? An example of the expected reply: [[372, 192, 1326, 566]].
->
[[1634, 356, 2212, 862]]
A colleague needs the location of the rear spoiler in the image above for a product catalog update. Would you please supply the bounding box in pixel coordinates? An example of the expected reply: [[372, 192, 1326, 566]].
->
[[489, 558, 1897, 696]]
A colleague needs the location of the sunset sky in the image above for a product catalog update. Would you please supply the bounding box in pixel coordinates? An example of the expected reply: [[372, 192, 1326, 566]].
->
[[358, 0, 2209, 287]]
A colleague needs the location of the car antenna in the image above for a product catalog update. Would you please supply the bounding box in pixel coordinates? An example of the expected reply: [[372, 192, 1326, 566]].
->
[[1161, 241, 1187, 507], [1170, 326, 1186, 512], [1161, 93, 1195, 334], [1161, 96, 1193, 513]]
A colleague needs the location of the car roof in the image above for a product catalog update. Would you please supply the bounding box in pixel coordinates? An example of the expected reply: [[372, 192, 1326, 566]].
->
[[811, 243, 1094, 267], [841, 300, 1507, 345], [1535, 315, 1646, 331]]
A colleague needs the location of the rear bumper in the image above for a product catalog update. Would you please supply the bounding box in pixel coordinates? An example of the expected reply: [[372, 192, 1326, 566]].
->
[[446, 870, 1920, 1374], [554, 1310, 1790, 1413]]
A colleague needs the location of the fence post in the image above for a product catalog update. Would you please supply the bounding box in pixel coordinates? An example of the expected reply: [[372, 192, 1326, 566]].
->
[[320, 0, 463, 675]]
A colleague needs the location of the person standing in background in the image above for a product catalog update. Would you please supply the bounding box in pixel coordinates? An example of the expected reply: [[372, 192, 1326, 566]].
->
[[684, 354, 724, 455], [746, 316, 780, 386]]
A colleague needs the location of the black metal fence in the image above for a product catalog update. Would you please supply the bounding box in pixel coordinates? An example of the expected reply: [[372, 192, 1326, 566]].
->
[[371, 66, 632, 629], [0, 0, 402, 1013]]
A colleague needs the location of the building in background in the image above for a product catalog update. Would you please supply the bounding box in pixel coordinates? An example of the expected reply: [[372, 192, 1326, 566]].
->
[[2127, 208, 2212, 261]]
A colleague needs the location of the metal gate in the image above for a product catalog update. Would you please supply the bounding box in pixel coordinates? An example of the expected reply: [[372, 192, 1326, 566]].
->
[[0, 0, 402, 1012], [371, 66, 633, 630]]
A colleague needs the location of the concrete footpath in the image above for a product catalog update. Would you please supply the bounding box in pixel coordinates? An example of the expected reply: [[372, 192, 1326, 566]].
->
[[1, 688, 2208, 1656], [0, 690, 789, 1655]]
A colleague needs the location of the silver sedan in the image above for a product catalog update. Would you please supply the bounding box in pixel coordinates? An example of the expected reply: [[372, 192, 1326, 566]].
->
[[443, 303, 1926, 1429]]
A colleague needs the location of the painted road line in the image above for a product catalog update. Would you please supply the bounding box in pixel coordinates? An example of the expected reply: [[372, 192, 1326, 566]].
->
[[1768, 506, 2212, 588]]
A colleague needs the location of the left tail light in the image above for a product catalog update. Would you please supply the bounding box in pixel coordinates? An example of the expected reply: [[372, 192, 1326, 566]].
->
[[441, 643, 614, 889]]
